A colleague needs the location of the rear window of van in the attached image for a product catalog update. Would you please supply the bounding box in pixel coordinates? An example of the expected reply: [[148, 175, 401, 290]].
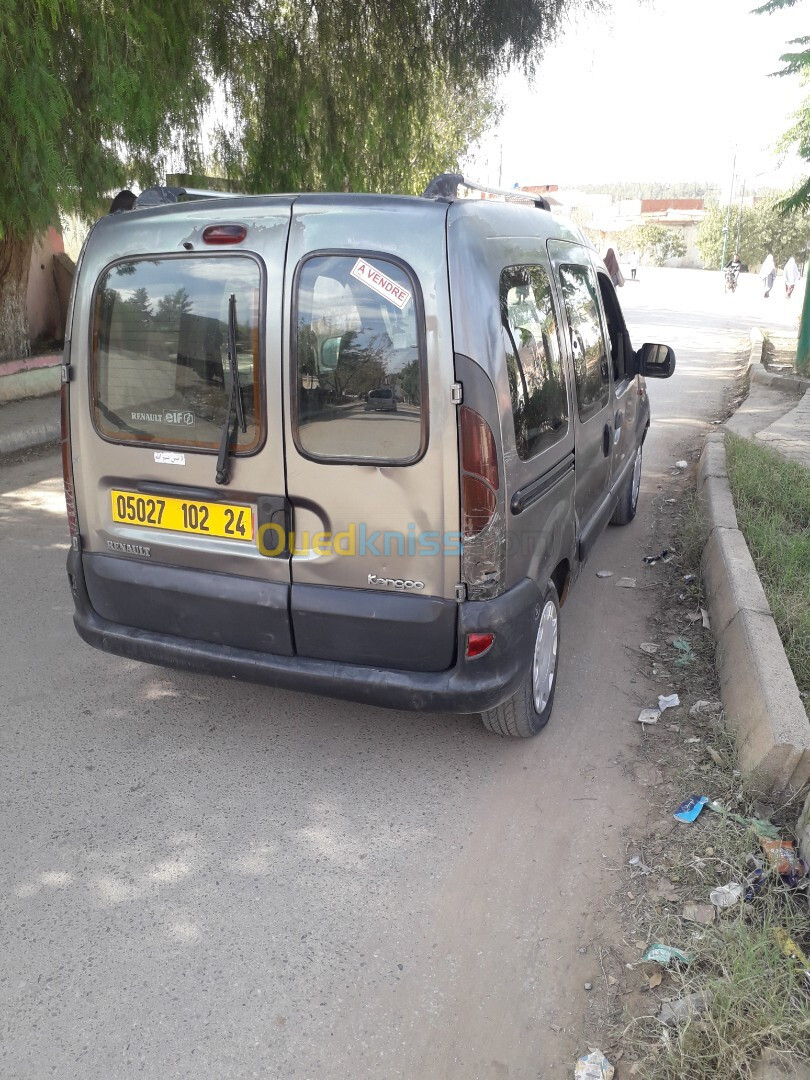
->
[[92, 256, 262, 452], [293, 254, 425, 464]]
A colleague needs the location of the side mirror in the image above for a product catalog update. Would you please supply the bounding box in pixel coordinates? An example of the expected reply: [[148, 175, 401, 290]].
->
[[637, 342, 675, 379]]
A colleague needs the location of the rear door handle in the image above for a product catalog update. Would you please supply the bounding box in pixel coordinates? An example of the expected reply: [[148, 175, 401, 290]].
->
[[602, 423, 611, 457]]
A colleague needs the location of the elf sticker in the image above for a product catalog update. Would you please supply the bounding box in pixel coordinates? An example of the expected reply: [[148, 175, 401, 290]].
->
[[350, 258, 412, 310]]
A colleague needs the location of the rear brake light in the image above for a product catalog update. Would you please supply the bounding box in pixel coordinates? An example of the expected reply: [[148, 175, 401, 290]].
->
[[60, 381, 79, 540], [462, 476, 496, 536], [466, 632, 494, 658], [202, 224, 247, 245], [460, 407, 499, 538], [461, 406, 499, 489]]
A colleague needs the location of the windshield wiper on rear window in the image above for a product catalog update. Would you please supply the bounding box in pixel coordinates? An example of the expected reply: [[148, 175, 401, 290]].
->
[[215, 293, 247, 486]]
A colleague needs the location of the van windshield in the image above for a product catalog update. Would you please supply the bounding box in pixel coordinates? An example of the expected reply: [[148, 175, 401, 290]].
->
[[92, 257, 261, 452]]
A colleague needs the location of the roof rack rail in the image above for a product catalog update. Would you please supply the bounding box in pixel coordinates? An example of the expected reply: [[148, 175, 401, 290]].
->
[[422, 172, 551, 211], [108, 186, 243, 213]]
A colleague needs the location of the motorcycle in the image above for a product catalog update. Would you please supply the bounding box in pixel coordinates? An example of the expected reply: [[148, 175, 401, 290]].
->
[[724, 264, 740, 293]]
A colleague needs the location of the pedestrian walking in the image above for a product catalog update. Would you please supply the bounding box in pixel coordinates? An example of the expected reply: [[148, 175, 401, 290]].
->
[[784, 255, 800, 299], [603, 247, 624, 287], [760, 253, 776, 298], [629, 250, 639, 280]]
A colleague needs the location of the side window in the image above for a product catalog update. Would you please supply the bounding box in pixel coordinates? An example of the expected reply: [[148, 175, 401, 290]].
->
[[597, 272, 630, 383], [558, 263, 610, 421], [294, 254, 424, 464], [499, 264, 569, 461]]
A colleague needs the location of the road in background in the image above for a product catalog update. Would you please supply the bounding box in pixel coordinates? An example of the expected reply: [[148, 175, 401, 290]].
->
[[0, 269, 798, 1078]]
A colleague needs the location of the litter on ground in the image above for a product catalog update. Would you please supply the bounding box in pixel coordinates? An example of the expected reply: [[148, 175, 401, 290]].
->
[[629, 855, 654, 875], [637, 708, 660, 726], [616, 577, 637, 589], [710, 883, 743, 908], [658, 990, 712, 1026], [675, 460, 688, 469], [640, 642, 659, 655], [574, 1049, 614, 1079], [658, 693, 680, 712], [682, 901, 715, 925], [689, 700, 723, 720], [596, 570, 613, 578], [642, 944, 692, 966], [673, 795, 708, 823], [644, 549, 673, 565]]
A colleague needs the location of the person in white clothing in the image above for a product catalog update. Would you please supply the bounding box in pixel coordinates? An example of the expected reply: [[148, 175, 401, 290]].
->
[[784, 256, 800, 299], [760, 253, 776, 298]]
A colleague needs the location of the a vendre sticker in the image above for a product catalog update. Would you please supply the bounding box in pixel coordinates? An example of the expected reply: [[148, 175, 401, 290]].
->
[[350, 258, 412, 310]]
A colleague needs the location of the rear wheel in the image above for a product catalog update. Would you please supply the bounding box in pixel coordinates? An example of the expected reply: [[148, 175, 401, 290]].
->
[[611, 444, 642, 525], [481, 583, 560, 738]]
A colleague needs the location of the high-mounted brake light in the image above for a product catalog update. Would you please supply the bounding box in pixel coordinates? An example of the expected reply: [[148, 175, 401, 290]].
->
[[466, 632, 495, 658], [202, 224, 247, 245], [460, 406, 499, 538]]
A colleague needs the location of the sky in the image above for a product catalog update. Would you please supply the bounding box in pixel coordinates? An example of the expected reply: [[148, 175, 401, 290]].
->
[[464, 0, 808, 193]]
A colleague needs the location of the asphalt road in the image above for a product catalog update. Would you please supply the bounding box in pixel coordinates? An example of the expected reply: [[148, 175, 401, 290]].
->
[[0, 268, 801, 1079]]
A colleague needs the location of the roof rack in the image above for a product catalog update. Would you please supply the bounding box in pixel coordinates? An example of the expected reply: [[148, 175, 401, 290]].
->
[[135, 185, 242, 208], [106, 186, 243, 214], [422, 172, 551, 211]]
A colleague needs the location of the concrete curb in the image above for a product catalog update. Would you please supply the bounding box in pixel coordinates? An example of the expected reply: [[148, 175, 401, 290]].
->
[[0, 421, 60, 456], [750, 326, 810, 393], [0, 353, 62, 404], [698, 432, 810, 793]]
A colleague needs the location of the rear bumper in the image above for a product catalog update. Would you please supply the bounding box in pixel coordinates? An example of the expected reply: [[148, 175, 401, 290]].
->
[[66, 549, 542, 714]]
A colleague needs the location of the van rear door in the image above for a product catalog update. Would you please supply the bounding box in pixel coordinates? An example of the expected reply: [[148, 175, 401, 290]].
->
[[281, 197, 460, 673], [70, 201, 295, 655]]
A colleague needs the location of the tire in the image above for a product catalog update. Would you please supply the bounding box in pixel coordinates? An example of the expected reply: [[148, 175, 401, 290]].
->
[[481, 582, 560, 738], [611, 444, 642, 526]]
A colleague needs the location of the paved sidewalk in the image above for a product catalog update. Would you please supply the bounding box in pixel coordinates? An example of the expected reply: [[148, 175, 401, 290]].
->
[[0, 393, 60, 456], [755, 388, 810, 466]]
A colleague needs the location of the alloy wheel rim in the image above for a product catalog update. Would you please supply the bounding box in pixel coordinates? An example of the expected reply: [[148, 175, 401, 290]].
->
[[532, 600, 558, 714]]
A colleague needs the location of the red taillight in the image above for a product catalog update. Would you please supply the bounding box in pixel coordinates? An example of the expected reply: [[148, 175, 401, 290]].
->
[[60, 381, 78, 539], [460, 407, 499, 537], [461, 406, 499, 489], [466, 632, 495, 658], [462, 475, 496, 535], [202, 224, 247, 245]]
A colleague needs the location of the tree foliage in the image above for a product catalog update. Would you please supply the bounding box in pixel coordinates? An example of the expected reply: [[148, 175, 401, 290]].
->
[[754, 0, 810, 213], [696, 197, 810, 268], [577, 181, 719, 200], [0, 0, 595, 358], [623, 223, 686, 265]]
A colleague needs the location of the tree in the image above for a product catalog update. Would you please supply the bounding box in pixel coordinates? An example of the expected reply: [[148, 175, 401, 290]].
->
[[0, 0, 212, 362], [755, 0, 810, 371], [626, 224, 686, 266], [1, 0, 591, 363], [696, 198, 810, 269]]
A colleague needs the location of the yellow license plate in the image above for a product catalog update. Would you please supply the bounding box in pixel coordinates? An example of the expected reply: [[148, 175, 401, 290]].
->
[[111, 489, 254, 541]]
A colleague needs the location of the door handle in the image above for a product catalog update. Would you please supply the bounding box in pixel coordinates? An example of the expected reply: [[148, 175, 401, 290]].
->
[[602, 423, 611, 457]]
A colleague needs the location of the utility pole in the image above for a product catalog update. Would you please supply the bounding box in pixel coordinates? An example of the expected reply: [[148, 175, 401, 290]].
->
[[498, 144, 503, 188], [720, 148, 736, 270], [735, 178, 746, 256], [797, 276, 810, 373]]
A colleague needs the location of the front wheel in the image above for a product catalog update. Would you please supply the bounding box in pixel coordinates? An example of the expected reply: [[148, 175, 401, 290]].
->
[[611, 445, 642, 525], [480, 583, 560, 738]]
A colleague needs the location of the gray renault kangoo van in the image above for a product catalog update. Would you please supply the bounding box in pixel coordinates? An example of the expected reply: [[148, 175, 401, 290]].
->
[[61, 173, 674, 736]]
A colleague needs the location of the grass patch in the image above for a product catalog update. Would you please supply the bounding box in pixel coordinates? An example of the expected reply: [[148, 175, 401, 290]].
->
[[629, 890, 810, 1079], [619, 483, 810, 1078], [725, 433, 810, 708]]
